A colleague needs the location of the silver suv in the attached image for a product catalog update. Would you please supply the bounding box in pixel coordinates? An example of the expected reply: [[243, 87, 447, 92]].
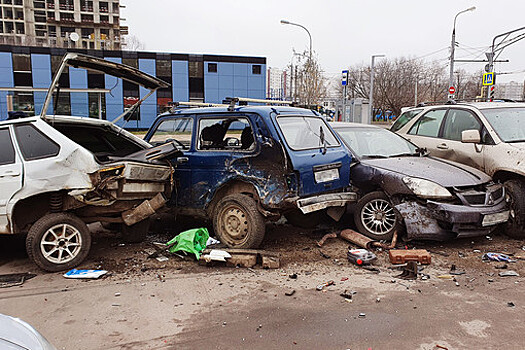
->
[[394, 102, 525, 238], [0, 54, 178, 271]]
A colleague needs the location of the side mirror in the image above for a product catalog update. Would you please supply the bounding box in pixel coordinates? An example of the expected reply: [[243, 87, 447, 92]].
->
[[461, 129, 481, 144]]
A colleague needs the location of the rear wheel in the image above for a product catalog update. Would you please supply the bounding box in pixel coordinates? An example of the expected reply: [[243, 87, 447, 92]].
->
[[503, 179, 525, 239], [122, 219, 151, 243], [213, 194, 265, 248], [354, 191, 400, 240], [26, 213, 91, 272]]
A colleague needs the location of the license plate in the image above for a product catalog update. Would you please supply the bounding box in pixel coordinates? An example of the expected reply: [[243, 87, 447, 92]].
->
[[482, 211, 510, 226], [314, 168, 339, 183]]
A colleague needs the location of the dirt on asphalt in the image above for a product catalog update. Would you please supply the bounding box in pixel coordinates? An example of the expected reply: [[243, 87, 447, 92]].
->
[[1, 217, 525, 349]]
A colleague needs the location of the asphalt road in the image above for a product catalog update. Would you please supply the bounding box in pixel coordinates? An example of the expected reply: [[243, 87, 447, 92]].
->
[[1, 222, 524, 349]]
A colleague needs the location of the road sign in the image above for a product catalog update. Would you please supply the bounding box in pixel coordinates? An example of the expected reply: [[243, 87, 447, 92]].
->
[[449, 86, 456, 95], [341, 70, 348, 86], [483, 72, 495, 86]]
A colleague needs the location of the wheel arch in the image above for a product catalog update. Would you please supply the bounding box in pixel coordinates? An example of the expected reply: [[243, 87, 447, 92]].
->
[[206, 179, 261, 216]]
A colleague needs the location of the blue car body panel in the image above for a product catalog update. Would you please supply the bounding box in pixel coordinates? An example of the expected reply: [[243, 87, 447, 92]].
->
[[144, 106, 352, 214]]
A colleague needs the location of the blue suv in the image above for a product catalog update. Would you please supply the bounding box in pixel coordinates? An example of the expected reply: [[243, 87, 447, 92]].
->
[[144, 103, 356, 248]]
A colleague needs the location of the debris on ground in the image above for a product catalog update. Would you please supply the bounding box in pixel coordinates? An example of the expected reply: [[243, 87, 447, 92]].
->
[[289, 273, 298, 279], [63, 269, 108, 279], [316, 280, 335, 291], [317, 232, 338, 247], [340, 229, 374, 249], [498, 270, 519, 277], [482, 252, 516, 263], [347, 248, 377, 265], [340, 290, 355, 300], [285, 289, 296, 296], [0, 273, 37, 288], [206, 237, 221, 246], [358, 313, 366, 318], [202, 250, 232, 262], [319, 250, 331, 259], [449, 264, 465, 275], [198, 249, 280, 269], [389, 249, 431, 264], [395, 261, 418, 280], [507, 302, 515, 307], [166, 227, 209, 259]]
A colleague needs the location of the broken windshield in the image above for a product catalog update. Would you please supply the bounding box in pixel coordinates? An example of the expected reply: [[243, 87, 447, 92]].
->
[[481, 107, 525, 143], [277, 116, 339, 151]]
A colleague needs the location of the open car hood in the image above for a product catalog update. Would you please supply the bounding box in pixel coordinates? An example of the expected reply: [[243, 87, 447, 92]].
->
[[40, 53, 170, 121]]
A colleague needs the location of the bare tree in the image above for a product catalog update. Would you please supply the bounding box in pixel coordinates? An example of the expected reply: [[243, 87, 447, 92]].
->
[[295, 51, 328, 105], [123, 35, 145, 51]]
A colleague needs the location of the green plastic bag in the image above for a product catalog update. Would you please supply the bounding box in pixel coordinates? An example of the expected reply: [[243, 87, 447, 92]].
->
[[166, 228, 210, 259]]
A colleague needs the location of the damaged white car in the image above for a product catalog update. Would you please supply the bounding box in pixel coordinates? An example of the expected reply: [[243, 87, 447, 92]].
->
[[0, 53, 179, 272]]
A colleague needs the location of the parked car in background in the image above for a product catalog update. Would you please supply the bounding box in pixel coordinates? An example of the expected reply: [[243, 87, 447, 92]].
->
[[332, 122, 509, 241], [0, 53, 179, 272], [394, 101, 525, 239], [0, 313, 57, 350], [144, 101, 356, 248]]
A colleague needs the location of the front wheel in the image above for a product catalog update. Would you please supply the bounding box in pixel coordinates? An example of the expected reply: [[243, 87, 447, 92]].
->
[[26, 213, 91, 272], [213, 194, 265, 248], [354, 191, 400, 240], [503, 179, 525, 239]]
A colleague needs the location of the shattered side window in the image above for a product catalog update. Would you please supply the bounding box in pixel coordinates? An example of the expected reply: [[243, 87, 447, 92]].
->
[[0, 128, 16, 165], [14, 124, 60, 161], [149, 117, 193, 150], [197, 117, 255, 151]]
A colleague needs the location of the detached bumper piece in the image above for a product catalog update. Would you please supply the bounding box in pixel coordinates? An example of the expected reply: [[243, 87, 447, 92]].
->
[[296, 192, 357, 214], [396, 200, 509, 240]]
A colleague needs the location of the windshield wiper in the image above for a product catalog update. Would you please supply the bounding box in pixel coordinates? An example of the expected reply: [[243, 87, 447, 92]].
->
[[389, 152, 420, 157], [362, 154, 390, 159]]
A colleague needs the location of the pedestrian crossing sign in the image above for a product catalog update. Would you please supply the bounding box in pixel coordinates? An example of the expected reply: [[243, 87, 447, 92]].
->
[[483, 72, 495, 86]]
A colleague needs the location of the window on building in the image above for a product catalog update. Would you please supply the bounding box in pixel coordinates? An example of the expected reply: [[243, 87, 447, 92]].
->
[[4, 8, 13, 20], [81, 27, 91, 39], [80, 0, 92, 11], [252, 65, 261, 75], [81, 14, 93, 22], [46, 0, 55, 9], [33, 0, 45, 8], [111, 2, 118, 13], [47, 11, 55, 20], [55, 92, 71, 115], [88, 92, 105, 119], [13, 92, 34, 113], [60, 26, 74, 37], [5, 22, 14, 34], [87, 72, 104, 88], [14, 0, 23, 5], [59, 12, 74, 22], [58, 0, 74, 11], [100, 15, 109, 23], [0, 128, 15, 166], [15, 22, 23, 34], [15, 10, 23, 20], [14, 124, 60, 161], [4, 0, 13, 4], [48, 25, 56, 36], [36, 30, 46, 37], [13, 54, 30, 72], [99, 1, 108, 12], [122, 58, 137, 68], [0, 22, 4, 34], [188, 58, 203, 100], [208, 63, 217, 73]]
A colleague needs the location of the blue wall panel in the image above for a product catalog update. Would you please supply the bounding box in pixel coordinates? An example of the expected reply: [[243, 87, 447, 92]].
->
[[31, 54, 52, 115], [0, 52, 13, 120], [172, 60, 188, 102], [69, 67, 89, 117], [138, 58, 156, 129], [104, 57, 123, 125]]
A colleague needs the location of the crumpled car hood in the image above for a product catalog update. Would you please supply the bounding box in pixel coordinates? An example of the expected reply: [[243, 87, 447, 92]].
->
[[361, 156, 491, 187]]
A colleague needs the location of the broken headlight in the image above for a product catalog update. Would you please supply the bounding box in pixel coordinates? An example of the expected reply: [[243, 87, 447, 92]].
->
[[403, 177, 454, 199]]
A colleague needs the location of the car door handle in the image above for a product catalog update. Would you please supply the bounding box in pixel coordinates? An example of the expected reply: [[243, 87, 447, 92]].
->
[[436, 143, 449, 150], [0, 170, 20, 177], [176, 156, 189, 164]]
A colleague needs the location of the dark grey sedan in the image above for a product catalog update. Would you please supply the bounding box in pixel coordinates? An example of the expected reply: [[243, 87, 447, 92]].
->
[[332, 123, 509, 241]]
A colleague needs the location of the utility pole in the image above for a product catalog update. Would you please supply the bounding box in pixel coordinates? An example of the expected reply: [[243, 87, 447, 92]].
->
[[449, 7, 476, 100], [369, 54, 385, 124], [341, 70, 348, 122]]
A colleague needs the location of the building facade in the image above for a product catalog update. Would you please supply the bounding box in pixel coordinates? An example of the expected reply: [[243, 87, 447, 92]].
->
[[0, 45, 266, 128], [0, 0, 124, 50], [496, 81, 524, 101]]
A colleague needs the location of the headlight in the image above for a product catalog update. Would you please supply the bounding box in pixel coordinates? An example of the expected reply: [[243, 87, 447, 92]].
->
[[403, 177, 454, 199]]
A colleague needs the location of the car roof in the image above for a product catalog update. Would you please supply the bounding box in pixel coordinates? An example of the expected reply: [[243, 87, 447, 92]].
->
[[408, 101, 525, 111]]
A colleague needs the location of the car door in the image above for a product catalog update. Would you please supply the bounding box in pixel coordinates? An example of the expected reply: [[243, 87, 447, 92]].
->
[[146, 116, 194, 207], [0, 127, 23, 233], [435, 108, 485, 170], [404, 108, 448, 154]]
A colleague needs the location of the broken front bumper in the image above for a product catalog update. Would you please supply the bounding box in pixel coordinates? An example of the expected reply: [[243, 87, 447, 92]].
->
[[296, 192, 357, 214], [396, 200, 509, 240]]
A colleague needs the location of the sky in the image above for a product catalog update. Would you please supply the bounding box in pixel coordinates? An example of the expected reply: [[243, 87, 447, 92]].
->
[[121, 0, 525, 84]]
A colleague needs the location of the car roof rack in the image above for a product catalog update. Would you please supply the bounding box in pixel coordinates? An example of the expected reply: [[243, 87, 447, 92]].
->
[[169, 101, 228, 112], [225, 97, 294, 111]]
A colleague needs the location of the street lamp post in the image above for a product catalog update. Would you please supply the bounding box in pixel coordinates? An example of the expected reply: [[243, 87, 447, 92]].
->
[[369, 54, 385, 124], [449, 6, 476, 100], [280, 19, 312, 60]]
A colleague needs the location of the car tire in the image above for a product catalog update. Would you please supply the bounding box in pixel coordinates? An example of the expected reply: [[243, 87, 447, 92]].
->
[[26, 213, 91, 272], [503, 179, 525, 239], [284, 210, 321, 228], [213, 194, 265, 248], [122, 219, 150, 243], [354, 191, 400, 241]]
